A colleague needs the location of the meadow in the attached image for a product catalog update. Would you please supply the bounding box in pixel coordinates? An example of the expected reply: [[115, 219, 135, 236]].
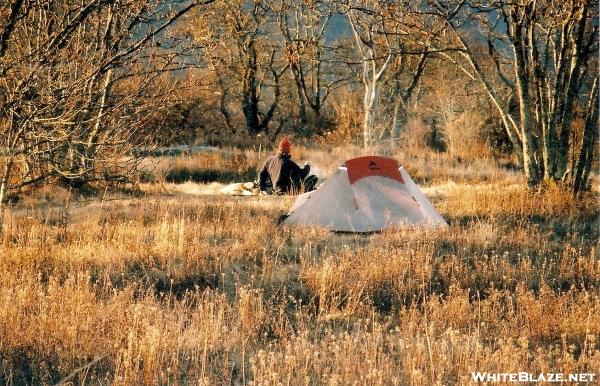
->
[[0, 146, 598, 385]]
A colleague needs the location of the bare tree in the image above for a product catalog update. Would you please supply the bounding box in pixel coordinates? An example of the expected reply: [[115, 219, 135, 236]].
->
[[430, 0, 598, 189], [340, 0, 446, 148], [342, 1, 395, 148], [0, 0, 211, 213], [573, 75, 598, 194], [274, 0, 349, 133], [189, 0, 289, 136], [381, 49, 428, 142]]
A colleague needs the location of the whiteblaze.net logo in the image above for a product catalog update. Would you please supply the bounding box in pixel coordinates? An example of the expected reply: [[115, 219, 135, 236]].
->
[[471, 372, 596, 383]]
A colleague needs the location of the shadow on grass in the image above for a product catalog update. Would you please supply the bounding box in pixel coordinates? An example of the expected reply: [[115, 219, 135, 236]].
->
[[447, 212, 599, 243], [154, 273, 219, 299], [165, 167, 257, 184]]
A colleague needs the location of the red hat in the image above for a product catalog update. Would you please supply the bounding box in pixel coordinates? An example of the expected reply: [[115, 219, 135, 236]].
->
[[278, 137, 291, 153]]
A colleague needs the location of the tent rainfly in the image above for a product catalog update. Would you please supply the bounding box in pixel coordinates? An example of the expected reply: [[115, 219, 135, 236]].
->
[[282, 156, 448, 232]]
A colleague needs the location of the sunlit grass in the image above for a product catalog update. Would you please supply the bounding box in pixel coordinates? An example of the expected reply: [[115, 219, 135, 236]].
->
[[0, 148, 598, 385]]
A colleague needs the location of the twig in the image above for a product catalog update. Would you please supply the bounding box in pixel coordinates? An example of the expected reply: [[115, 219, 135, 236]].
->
[[54, 354, 107, 386]]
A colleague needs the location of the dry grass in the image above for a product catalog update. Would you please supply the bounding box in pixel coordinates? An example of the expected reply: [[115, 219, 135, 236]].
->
[[139, 143, 518, 188], [0, 147, 598, 385]]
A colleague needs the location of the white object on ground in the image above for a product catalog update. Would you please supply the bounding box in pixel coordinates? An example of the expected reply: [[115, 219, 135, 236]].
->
[[219, 181, 260, 196]]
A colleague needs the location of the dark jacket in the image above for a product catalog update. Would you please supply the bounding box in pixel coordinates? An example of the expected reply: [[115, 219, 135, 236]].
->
[[258, 153, 310, 194]]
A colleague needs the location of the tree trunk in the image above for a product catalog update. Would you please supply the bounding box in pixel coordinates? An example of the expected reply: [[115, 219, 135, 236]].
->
[[363, 83, 377, 149], [363, 105, 374, 149], [308, 48, 324, 121], [0, 167, 9, 205], [242, 47, 260, 135], [217, 77, 234, 133], [0, 158, 13, 234], [555, 3, 589, 180], [290, 62, 308, 128], [390, 97, 406, 142], [512, 25, 539, 185], [83, 69, 113, 174], [573, 78, 598, 194]]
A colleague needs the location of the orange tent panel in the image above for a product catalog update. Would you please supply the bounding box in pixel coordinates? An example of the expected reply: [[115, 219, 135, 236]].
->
[[345, 156, 404, 185]]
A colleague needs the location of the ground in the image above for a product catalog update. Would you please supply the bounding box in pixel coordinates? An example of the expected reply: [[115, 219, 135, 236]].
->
[[0, 147, 598, 385]]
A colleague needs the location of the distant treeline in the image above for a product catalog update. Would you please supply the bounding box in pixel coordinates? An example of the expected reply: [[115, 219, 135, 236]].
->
[[0, 0, 597, 206]]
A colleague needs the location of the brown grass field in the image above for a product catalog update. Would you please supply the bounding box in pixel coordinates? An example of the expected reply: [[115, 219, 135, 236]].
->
[[1, 146, 598, 385]]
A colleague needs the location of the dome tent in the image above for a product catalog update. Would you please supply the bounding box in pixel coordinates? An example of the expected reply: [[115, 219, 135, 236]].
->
[[282, 156, 447, 232]]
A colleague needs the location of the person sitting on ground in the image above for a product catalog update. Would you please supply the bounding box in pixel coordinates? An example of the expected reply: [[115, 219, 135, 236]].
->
[[258, 138, 318, 195]]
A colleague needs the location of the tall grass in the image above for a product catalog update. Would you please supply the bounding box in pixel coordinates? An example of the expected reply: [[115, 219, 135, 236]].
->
[[141, 142, 518, 187], [0, 148, 598, 385]]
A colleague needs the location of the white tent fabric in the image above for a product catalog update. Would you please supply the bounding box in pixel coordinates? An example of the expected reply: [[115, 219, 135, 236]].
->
[[283, 156, 447, 232]]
